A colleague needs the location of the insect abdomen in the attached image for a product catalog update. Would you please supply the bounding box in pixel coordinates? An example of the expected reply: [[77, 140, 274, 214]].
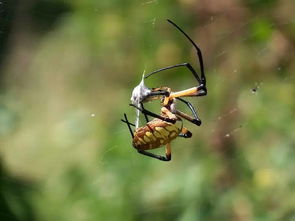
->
[[132, 121, 181, 150]]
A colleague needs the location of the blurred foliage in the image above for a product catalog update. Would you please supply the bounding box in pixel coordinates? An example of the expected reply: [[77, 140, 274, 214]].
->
[[0, 0, 295, 220]]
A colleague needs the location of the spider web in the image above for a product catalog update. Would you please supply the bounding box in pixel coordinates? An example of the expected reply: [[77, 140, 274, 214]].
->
[[117, 0, 294, 154], [102, 1, 295, 216], [1, 0, 294, 220]]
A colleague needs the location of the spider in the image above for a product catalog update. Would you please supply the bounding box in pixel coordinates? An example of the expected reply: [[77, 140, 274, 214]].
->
[[121, 19, 207, 161]]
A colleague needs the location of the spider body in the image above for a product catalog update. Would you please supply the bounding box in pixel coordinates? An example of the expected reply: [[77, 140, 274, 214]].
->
[[132, 115, 181, 150], [122, 19, 207, 161], [122, 105, 192, 161]]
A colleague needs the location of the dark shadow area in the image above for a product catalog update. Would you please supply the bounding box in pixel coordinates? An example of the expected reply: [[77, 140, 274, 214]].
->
[[0, 1, 72, 219], [0, 0, 72, 87], [0, 0, 18, 82], [29, 0, 72, 33], [0, 158, 36, 221]]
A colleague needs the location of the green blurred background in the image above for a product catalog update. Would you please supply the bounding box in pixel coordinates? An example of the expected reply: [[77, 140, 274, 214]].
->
[[1, 0, 295, 220]]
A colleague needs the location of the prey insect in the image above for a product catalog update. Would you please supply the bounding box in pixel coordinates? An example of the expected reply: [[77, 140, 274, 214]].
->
[[122, 19, 207, 161]]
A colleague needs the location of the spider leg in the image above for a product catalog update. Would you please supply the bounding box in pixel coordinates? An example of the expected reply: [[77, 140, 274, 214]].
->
[[165, 143, 172, 161], [178, 127, 192, 138], [145, 90, 170, 97], [121, 113, 135, 138], [167, 19, 206, 86], [175, 110, 201, 126], [176, 97, 202, 126], [140, 103, 149, 123], [137, 142, 171, 161], [169, 84, 207, 99], [129, 104, 176, 124], [139, 87, 171, 104], [144, 19, 207, 93], [149, 87, 171, 98], [145, 63, 202, 85], [121, 119, 136, 127]]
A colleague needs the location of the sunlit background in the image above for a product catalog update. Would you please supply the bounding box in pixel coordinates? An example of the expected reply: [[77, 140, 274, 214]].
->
[[1, 0, 295, 220]]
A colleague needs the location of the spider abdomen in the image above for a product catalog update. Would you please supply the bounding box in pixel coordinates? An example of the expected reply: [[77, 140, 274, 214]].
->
[[132, 120, 181, 150]]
